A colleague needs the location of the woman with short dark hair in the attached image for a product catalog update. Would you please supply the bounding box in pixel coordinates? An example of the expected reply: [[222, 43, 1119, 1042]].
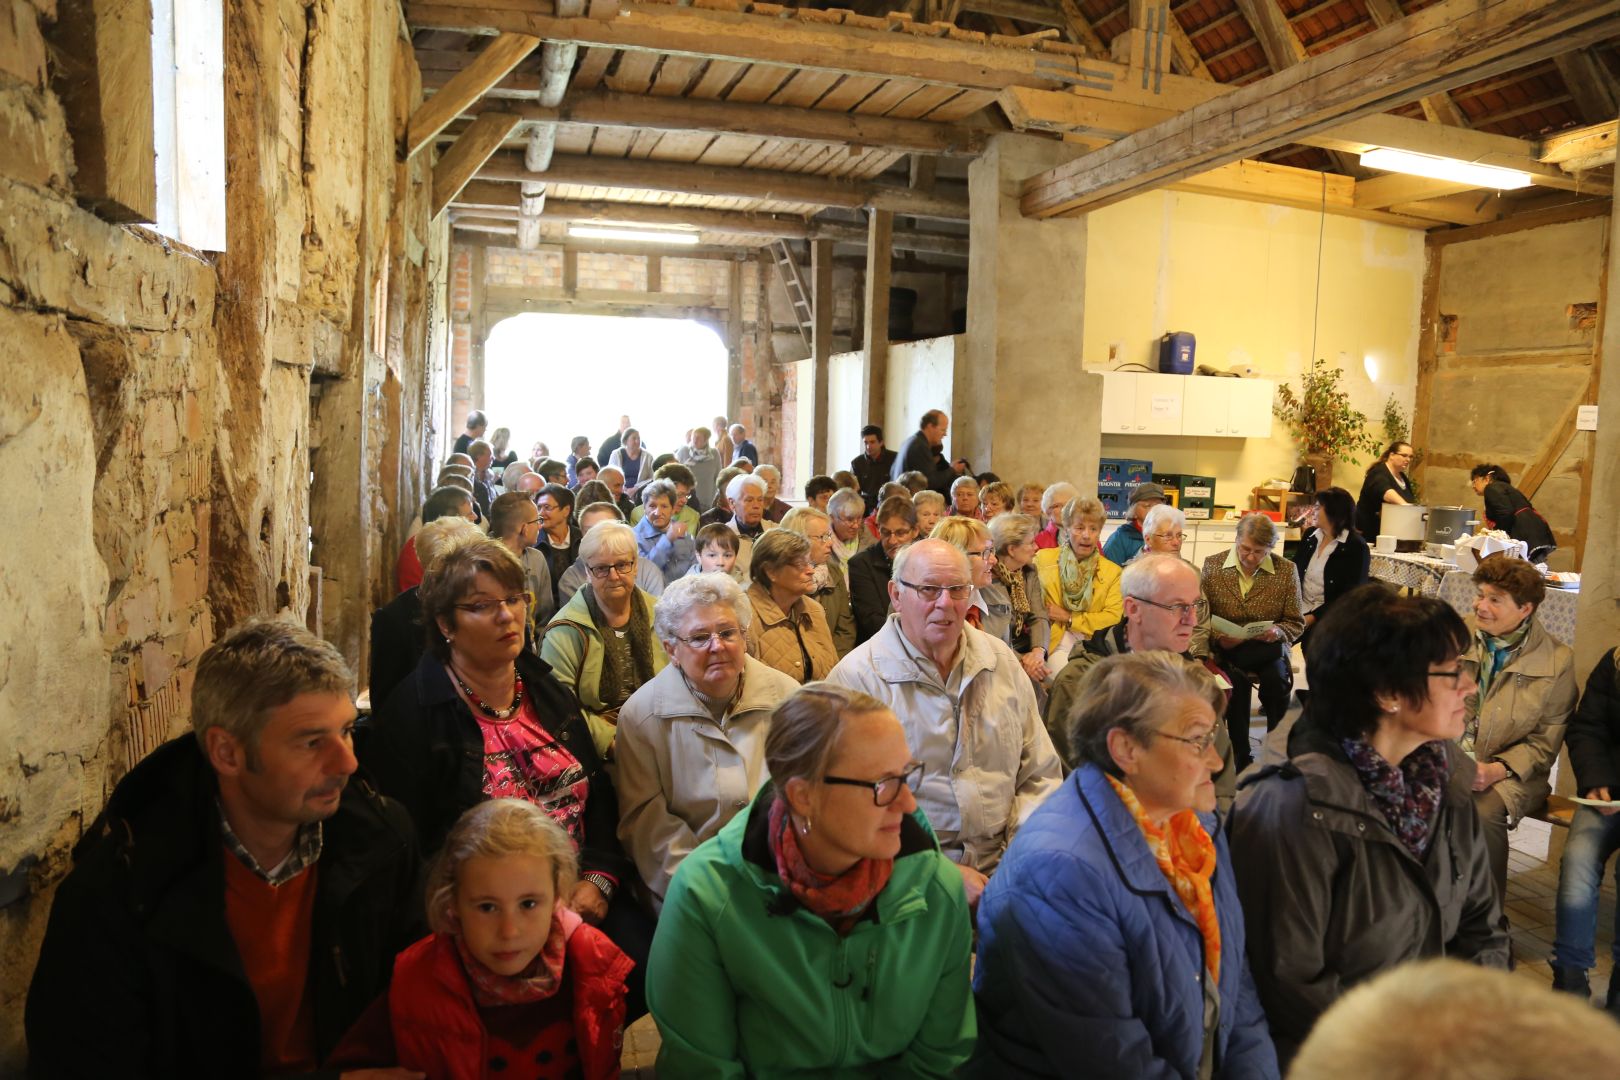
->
[[973, 651, 1278, 1077], [1470, 464, 1556, 563], [1291, 486, 1370, 640], [1228, 584, 1509, 1066], [1355, 440, 1417, 539], [1458, 553, 1576, 906]]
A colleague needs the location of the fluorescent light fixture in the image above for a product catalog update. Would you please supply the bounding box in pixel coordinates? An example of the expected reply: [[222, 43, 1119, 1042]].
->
[[567, 224, 701, 245], [1359, 148, 1532, 190]]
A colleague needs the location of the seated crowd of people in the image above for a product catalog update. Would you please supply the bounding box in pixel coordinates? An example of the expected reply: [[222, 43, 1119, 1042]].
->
[[23, 407, 1620, 1078]]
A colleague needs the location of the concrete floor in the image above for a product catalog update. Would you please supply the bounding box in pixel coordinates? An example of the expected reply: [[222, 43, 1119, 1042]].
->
[[617, 716, 1619, 1073]]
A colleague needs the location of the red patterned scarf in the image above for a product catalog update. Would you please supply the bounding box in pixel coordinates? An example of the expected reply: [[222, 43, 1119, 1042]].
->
[[452, 905, 579, 1007], [768, 798, 893, 935]]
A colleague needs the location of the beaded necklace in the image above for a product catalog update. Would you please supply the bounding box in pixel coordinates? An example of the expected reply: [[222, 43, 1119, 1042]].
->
[[450, 665, 525, 721]]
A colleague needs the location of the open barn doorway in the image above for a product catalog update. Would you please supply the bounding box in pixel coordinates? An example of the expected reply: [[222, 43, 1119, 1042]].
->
[[484, 312, 729, 463]]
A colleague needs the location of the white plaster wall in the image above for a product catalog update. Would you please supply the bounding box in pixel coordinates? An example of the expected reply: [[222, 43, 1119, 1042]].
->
[[885, 335, 959, 452], [827, 350, 865, 473], [1081, 190, 1425, 504]]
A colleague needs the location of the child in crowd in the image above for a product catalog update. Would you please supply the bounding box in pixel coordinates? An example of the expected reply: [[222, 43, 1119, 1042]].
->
[[388, 800, 632, 1080], [689, 523, 743, 581]]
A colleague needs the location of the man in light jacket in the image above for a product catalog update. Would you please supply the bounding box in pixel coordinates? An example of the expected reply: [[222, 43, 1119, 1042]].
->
[[828, 538, 1062, 909]]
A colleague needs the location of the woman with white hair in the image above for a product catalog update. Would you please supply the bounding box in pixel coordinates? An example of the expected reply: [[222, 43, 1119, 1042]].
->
[[826, 487, 872, 564], [755, 463, 792, 522], [614, 573, 802, 909], [633, 478, 696, 583], [542, 521, 669, 758], [1138, 501, 1212, 657], [1034, 481, 1079, 550], [982, 512, 1051, 682]]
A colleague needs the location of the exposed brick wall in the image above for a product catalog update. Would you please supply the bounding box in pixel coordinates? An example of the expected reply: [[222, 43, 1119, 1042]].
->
[[450, 247, 475, 434], [485, 247, 564, 289]]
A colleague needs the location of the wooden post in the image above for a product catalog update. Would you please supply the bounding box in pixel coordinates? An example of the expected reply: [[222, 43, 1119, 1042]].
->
[[811, 239, 834, 475], [862, 211, 893, 428], [727, 260, 744, 423], [469, 245, 488, 409], [49, 0, 156, 221]]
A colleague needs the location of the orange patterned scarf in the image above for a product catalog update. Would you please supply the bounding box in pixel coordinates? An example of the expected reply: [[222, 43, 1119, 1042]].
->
[[1106, 775, 1222, 982]]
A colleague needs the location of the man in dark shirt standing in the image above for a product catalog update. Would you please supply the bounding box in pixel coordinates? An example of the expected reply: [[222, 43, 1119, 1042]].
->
[[851, 424, 898, 514], [452, 409, 486, 455], [891, 409, 959, 495]]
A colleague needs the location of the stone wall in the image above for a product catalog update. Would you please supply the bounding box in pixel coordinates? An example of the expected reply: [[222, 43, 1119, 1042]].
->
[[0, 0, 440, 1065]]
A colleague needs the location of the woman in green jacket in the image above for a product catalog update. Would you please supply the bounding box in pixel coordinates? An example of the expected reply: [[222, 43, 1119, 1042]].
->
[[647, 683, 976, 1077], [541, 520, 668, 759]]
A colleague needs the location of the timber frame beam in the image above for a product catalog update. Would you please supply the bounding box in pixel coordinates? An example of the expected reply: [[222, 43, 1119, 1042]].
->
[[406, 32, 538, 157], [1021, 0, 1620, 218]]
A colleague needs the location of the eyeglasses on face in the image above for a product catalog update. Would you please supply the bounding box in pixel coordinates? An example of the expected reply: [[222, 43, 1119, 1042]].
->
[[454, 593, 529, 618], [878, 526, 915, 542], [1429, 668, 1466, 686], [1131, 595, 1204, 622], [966, 547, 994, 561], [898, 580, 974, 603], [1157, 729, 1219, 754], [823, 762, 925, 806], [586, 560, 637, 580], [1151, 531, 1185, 542], [675, 626, 745, 650]]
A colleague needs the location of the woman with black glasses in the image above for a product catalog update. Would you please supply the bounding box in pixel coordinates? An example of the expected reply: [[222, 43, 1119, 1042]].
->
[[972, 652, 1278, 1078], [1227, 584, 1509, 1067], [615, 573, 800, 911], [647, 682, 976, 1076]]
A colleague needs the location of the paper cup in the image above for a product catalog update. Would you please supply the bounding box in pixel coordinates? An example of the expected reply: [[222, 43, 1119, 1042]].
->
[[1375, 535, 1396, 553]]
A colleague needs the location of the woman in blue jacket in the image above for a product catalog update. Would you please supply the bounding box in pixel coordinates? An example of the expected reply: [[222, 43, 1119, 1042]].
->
[[971, 651, 1278, 1079]]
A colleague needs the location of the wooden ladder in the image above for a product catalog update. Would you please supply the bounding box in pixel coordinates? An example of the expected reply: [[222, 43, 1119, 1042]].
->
[[770, 239, 814, 349]]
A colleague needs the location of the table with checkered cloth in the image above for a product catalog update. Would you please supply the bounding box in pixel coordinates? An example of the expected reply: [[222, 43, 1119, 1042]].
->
[[1437, 570, 1578, 648], [1368, 551, 1455, 597]]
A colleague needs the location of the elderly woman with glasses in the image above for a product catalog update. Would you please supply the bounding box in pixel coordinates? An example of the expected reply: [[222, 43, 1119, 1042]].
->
[[633, 478, 697, 584], [972, 652, 1278, 1078], [744, 529, 839, 684], [648, 683, 975, 1076], [615, 573, 801, 910], [779, 506, 857, 656], [541, 522, 668, 759], [1202, 513, 1303, 774], [980, 512, 1051, 683], [931, 514, 999, 634], [1228, 585, 1508, 1067], [364, 536, 632, 922], [1033, 495, 1124, 673], [826, 487, 873, 565], [1137, 502, 1213, 658]]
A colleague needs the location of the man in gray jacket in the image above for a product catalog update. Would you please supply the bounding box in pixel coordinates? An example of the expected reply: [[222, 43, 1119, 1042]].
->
[[828, 539, 1062, 910]]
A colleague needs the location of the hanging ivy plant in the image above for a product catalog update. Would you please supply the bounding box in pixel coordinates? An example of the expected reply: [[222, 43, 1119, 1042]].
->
[[1272, 356, 1382, 462]]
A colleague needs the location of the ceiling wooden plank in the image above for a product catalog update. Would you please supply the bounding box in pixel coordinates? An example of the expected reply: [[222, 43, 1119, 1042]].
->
[[815, 74, 886, 112], [1539, 120, 1617, 171], [1020, 0, 1620, 218], [1361, 0, 1468, 125], [570, 45, 615, 90], [1553, 50, 1620, 126], [407, 32, 538, 157], [433, 111, 523, 216]]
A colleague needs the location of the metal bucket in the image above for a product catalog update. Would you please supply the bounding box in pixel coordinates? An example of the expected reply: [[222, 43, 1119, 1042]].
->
[[1383, 503, 1428, 547], [1425, 506, 1479, 545]]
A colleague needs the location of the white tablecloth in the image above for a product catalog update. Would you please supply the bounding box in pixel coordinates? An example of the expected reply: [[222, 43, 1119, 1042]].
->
[[1437, 571, 1578, 648], [1368, 551, 1455, 597]]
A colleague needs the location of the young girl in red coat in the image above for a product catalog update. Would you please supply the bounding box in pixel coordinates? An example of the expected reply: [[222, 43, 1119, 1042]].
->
[[389, 798, 634, 1080]]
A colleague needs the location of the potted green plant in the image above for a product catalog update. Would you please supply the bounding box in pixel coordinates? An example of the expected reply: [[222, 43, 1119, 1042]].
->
[[1272, 357, 1382, 489]]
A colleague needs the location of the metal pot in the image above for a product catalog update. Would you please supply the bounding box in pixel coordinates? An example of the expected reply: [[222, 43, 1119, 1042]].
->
[[1425, 506, 1479, 545], [1383, 503, 1428, 543]]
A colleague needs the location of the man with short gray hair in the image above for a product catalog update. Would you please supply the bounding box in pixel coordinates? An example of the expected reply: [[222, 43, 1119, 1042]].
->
[[27, 619, 423, 1077], [828, 538, 1062, 909]]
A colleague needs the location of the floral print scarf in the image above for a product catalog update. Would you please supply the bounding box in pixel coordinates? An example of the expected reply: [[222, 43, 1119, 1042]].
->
[[1340, 737, 1449, 861]]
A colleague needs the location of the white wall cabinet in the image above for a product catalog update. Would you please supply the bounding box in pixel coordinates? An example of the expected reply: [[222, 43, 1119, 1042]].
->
[[1099, 371, 1273, 439]]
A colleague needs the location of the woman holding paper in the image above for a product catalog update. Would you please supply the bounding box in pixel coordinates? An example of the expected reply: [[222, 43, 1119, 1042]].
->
[[1201, 514, 1303, 774]]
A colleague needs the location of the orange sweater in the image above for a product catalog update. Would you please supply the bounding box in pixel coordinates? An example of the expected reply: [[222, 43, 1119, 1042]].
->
[[222, 850, 319, 1073]]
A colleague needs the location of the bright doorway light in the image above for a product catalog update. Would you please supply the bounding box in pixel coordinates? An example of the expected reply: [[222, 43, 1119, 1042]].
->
[[1363, 354, 1379, 382], [484, 313, 728, 460], [1359, 148, 1532, 190]]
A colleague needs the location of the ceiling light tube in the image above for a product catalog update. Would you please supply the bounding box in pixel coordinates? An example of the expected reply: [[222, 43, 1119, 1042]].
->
[[566, 225, 701, 245], [1359, 148, 1532, 190]]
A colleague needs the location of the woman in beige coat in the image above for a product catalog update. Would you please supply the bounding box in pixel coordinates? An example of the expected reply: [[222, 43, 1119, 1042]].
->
[[1458, 553, 1577, 907], [614, 572, 800, 909], [778, 505, 857, 656], [744, 529, 839, 684]]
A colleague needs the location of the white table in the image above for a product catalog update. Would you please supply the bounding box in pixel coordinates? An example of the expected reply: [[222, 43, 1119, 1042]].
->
[[1368, 550, 1455, 597]]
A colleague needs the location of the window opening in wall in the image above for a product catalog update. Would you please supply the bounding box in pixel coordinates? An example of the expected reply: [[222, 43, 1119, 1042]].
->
[[485, 313, 728, 457], [151, 0, 226, 250]]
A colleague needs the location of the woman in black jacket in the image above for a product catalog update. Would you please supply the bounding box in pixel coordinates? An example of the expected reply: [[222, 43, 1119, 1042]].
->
[[1292, 487, 1371, 641], [362, 535, 651, 1014], [1470, 464, 1557, 563]]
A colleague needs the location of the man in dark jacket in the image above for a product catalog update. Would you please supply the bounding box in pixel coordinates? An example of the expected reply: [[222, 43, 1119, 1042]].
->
[[890, 409, 959, 495], [26, 619, 423, 1078], [1551, 644, 1620, 1014], [1470, 464, 1556, 562], [848, 495, 918, 644], [851, 424, 898, 514]]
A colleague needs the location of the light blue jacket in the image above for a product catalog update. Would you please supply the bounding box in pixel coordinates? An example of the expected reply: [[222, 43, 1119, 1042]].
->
[[634, 513, 696, 583], [971, 763, 1278, 1079]]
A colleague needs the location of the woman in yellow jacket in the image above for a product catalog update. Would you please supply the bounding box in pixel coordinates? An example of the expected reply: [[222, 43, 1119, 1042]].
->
[[1033, 495, 1123, 673]]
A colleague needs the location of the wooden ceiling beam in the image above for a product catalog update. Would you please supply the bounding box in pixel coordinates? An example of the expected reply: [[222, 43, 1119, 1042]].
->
[[1307, 114, 1609, 194], [406, 32, 538, 158], [1231, 0, 1307, 73], [1021, 0, 1620, 218], [1165, 159, 1436, 228], [1353, 172, 1474, 209], [432, 112, 523, 217], [1539, 120, 1617, 172], [405, 1, 1191, 94], [1361, 0, 1468, 126], [477, 152, 970, 219], [433, 87, 988, 156], [1554, 49, 1620, 126]]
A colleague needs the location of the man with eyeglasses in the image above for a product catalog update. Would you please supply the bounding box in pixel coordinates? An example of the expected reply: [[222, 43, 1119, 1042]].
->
[[829, 539, 1062, 909], [1045, 554, 1239, 808], [847, 495, 918, 645]]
